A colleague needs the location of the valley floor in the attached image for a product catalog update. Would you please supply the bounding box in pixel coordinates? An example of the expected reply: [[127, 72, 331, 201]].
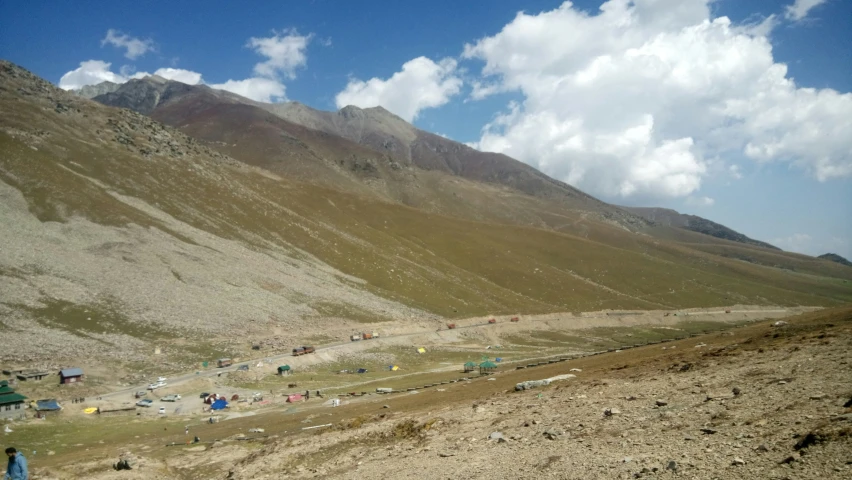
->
[[16, 306, 852, 479]]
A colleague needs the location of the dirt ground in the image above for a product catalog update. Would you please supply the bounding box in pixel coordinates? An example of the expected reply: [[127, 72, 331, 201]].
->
[[20, 306, 851, 479]]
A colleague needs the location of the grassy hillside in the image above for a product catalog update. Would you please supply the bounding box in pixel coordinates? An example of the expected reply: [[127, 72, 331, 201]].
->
[[1, 61, 851, 367]]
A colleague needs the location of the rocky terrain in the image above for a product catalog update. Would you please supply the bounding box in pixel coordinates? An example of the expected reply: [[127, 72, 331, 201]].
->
[[819, 254, 852, 268], [27, 307, 852, 479]]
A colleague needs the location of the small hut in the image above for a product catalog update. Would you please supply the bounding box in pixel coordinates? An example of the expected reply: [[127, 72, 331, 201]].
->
[[463, 362, 477, 373], [277, 365, 291, 376], [479, 361, 497, 375]]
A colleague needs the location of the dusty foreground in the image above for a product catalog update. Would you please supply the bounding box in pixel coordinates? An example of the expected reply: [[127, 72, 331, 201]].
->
[[36, 307, 852, 479]]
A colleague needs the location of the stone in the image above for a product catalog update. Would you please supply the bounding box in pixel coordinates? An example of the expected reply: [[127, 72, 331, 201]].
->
[[622, 456, 633, 463], [756, 444, 770, 453], [732, 457, 745, 466], [604, 408, 621, 417], [809, 393, 826, 400], [489, 431, 504, 441], [701, 428, 718, 435], [439, 452, 455, 458], [732, 387, 742, 396], [655, 399, 668, 407], [666, 460, 678, 472]]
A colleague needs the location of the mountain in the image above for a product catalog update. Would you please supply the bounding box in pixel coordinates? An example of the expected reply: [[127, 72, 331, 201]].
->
[[2, 60, 851, 370], [622, 206, 779, 250], [73, 80, 121, 99], [819, 253, 852, 267], [92, 76, 648, 232]]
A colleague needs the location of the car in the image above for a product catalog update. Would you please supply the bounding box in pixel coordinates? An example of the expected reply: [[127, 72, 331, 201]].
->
[[161, 394, 182, 402], [147, 383, 160, 390], [157, 376, 167, 382], [136, 399, 153, 407], [237, 365, 249, 371], [158, 407, 166, 414]]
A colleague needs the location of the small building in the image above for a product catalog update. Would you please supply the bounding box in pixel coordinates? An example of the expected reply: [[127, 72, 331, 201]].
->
[[16, 370, 49, 382], [0, 384, 27, 418], [59, 368, 84, 384], [463, 362, 477, 373], [277, 365, 291, 375], [34, 399, 62, 413], [479, 361, 498, 375]]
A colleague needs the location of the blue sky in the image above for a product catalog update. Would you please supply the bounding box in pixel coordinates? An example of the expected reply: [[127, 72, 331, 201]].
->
[[1, 0, 850, 260]]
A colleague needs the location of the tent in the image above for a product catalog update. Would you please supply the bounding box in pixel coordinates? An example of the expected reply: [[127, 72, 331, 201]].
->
[[210, 399, 228, 410], [357, 368, 368, 374], [495, 357, 503, 362], [287, 394, 303, 403], [479, 361, 498, 374], [387, 365, 399, 371], [417, 347, 426, 354], [35, 399, 61, 411], [277, 365, 291, 375], [463, 362, 477, 373]]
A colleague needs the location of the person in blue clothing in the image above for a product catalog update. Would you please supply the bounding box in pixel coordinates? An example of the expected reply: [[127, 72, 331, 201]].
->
[[5, 447, 27, 480]]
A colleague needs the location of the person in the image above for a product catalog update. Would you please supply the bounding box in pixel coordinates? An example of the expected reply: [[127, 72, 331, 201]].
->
[[5, 447, 28, 480]]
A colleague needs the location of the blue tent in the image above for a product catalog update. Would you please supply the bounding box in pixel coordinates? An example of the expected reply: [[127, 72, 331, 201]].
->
[[35, 399, 61, 411], [210, 399, 228, 410], [495, 357, 503, 362]]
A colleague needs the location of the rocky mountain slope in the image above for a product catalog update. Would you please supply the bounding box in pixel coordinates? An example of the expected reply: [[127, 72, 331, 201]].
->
[[74, 80, 121, 99], [623, 206, 779, 250], [2, 60, 851, 371]]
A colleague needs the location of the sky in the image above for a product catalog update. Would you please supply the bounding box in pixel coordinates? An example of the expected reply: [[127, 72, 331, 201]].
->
[[1, 0, 850, 260]]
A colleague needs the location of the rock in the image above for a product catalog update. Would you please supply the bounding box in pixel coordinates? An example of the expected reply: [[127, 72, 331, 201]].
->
[[543, 429, 563, 440], [756, 444, 770, 453], [701, 428, 718, 435], [570, 368, 582, 372], [844, 397, 852, 408], [732, 457, 745, 466], [47, 451, 55, 456], [778, 380, 787, 385], [666, 460, 678, 472], [439, 452, 455, 457], [622, 456, 633, 463], [809, 393, 826, 400], [732, 387, 742, 396], [684, 436, 695, 441], [780, 456, 797, 464], [383, 405, 390, 409], [489, 431, 504, 441], [604, 408, 621, 417], [655, 399, 668, 407]]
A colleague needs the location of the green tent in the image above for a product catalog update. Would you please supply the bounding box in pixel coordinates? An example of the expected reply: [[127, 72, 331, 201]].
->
[[479, 361, 498, 374], [277, 365, 291, 374], [463, 361, 477, 372]]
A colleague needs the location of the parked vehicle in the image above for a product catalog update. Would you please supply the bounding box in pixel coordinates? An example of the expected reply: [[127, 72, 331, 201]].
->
[[217, 358, 232, 368], [161, 394, 182, 402], [488, 319, 497, 324], [350, 334, 362, 342], [136, 399, 153, 407], [134, 391, 147, 398], [362, 332, 373, 340], [157, 376, 167, 383], [158, 407, 166, 414], [510, 317, 519, 322], [147, 382, 166, 390], [292, 345, 316, 356], [237, 365, 249, 371]]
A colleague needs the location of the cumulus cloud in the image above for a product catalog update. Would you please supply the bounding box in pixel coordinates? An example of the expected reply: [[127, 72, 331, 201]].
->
[[58, 61, 203, 90], [248, 30, 312, 79], [784, 0, 827, 21], [208, 78, 286, 103], [335, 57, 462, 122], [463, 0, 852, 199], [101, 29, 155, 60], [58, 60, 128, 90], [685, 196, 715, 207]]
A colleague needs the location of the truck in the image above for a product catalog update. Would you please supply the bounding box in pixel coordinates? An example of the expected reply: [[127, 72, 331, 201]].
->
[[161, 394, 182, 402], [350, 334, 362, 342], [292, 346, 316, 356], [362, 332, 373, 340], [217, 358, 232, 368]]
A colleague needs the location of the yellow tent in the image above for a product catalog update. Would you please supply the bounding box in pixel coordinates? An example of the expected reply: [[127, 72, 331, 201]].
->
[[83, 407, 98, 414], [391, 365, 400, 371], [417, 347, 426, 354]]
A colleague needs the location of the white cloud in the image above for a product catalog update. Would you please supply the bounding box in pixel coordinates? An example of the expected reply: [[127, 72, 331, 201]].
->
[[728, 165, 743, 180], [208, 78, 286, 103], [101, 29, 154, 60], [58, 61, 204, 90], [335, 57, 462, 122], [773, 233, 814, 254], [685, 196, 715, 207], [784, 0, 828, 21], [248, 30, 312, 79], [463, 0, 852, 199], [772, 233, 851, 258], [151, 68, 203, 85], [58, 60, 128, 90]]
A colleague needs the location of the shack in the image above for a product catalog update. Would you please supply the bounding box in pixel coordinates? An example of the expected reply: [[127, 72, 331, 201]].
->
[[0, 384, 27, 418], [59, 368, 84, 384], [479, 361, 497, 375], [463, 362, 477, 373], [34, 399, 62, 413], [16, 370, 49, 382], [277, 365, 291, 375]]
